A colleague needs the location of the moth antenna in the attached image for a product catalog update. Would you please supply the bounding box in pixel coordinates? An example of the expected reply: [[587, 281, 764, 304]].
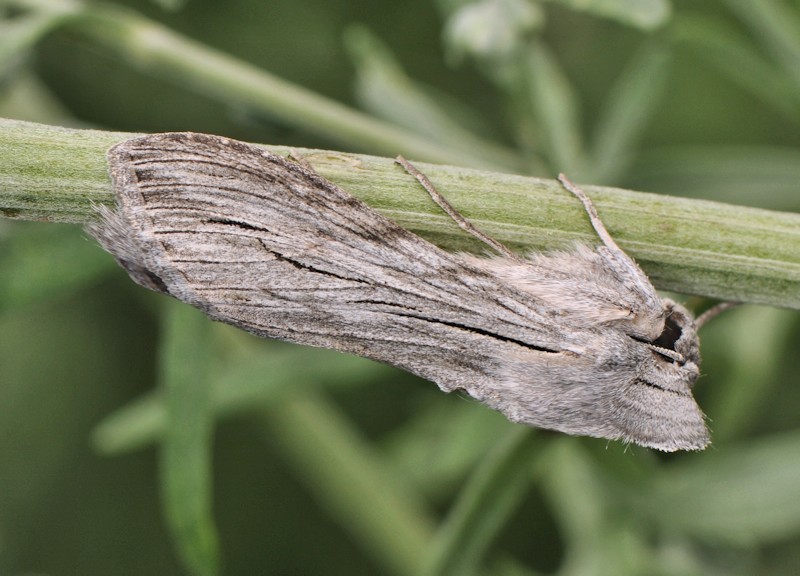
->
[[557, 173, 622, 253], [558, 173, 662, 307], [695, 301, 740, 329], [396, 156, 523, 261]]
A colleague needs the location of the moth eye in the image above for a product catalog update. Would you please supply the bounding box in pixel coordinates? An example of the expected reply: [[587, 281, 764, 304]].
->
[[630, 313, 686, 364], [652, 313, 682, 352]]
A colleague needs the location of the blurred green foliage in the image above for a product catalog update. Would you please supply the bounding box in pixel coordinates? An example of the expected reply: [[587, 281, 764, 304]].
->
[[1, 0, 800, 574]]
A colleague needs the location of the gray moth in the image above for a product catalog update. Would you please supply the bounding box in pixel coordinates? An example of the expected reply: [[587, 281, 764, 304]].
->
[[89, 132, 711, 452]]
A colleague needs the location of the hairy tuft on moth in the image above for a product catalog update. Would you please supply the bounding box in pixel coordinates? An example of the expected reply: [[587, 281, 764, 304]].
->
[[89, 132, 713, 452]]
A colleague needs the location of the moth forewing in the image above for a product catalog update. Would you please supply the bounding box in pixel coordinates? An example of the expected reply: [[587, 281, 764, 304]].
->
[[91, 132, 710, 452]]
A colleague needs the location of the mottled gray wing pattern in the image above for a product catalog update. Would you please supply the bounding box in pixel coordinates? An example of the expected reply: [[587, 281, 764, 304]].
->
[[98, 133, 570, 391]]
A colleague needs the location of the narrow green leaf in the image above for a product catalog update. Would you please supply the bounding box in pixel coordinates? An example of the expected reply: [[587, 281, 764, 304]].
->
[[262, 390, 435, 576], [645, 430, 800, 544], [159, 302, 220, 576], [721, 0, 800, 90], [421, 427, 536, 576], [700, 306, 796, 442], [673, 14, 800, 122], [442, 0, 544, 63], [61, 3, 515, 169], [542, 0, 671, 30], [92, 390, 164, 455], [589, 42, 671, 183], [539, 441, 607, 552], [0, 69, 77, 122], [149, 0, 189, 11], [524, 41, 585, 175], [344, 25, 522, 171], [93, 337, 392, 455], [632, 145, 800, 211], [382, 401, 512, 499], [0, 222, 115, 314], [0, 9, 72, 76], [540, 441, 650, 576]]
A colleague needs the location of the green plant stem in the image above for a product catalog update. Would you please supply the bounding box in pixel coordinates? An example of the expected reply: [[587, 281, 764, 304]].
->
[[59, 2, 518, 171], [2, 118, 800, 308]]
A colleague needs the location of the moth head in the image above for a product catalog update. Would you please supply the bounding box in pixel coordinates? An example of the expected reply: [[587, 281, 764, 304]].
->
[[629, 299, 702, 408], [610, 299, 709, 451], [645, 298, 701, 372]]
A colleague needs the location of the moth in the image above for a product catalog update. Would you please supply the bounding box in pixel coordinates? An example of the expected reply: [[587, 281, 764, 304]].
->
[[90, 132, 713, 452]]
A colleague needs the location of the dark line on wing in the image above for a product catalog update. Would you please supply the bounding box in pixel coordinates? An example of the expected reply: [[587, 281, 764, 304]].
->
[[253, 239, 370, 284], [636, 379, 687, 397], [392, 311, 558, 353], [131, 156, 280, 188], [131, 156, 342, 209], [204, 217, 265, 232]]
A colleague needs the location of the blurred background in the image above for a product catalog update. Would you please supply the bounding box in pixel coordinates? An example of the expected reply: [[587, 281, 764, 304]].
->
[[1, 0, 800, 574]]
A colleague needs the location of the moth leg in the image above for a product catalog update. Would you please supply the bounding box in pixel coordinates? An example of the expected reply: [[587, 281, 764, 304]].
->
[[557, 173, 623, 254], [395, 155, 522, 261]]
